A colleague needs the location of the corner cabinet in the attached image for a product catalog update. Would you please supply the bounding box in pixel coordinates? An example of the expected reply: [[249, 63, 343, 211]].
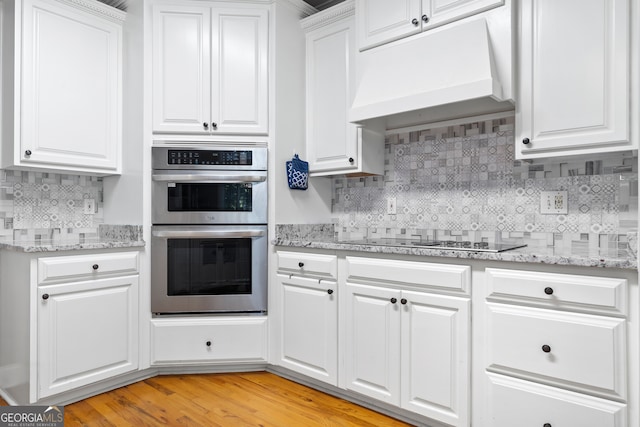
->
[[152, 3, 268, 136], [0, 0, 124, 175], [0, 249, 140, 405], [355, 0, 504, 51], [516, 0, 637, 158], [302, 2, 384, 177]]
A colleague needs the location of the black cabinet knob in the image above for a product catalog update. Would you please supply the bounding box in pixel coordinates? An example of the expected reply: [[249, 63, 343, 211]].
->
[[543, 424, 552, 427], [211, 122, 218, 129], [327, 289, 334, 295], [411, 18, 419, 25], [422, 14, 429, 23], [203, 122, 209, 129], [42, 293, 49, 300], [206, 341, 212, 347], [544, 287, 554, 295], [25, 150, 32, 156], [542, 344, 551, 353], [401, 298, 407, 305], [390, 297, 397, 304], [522, 137, 531, 145], [348, 157, 354, 164], [92, 264, 99, 270], [298, 262, 304, 268]]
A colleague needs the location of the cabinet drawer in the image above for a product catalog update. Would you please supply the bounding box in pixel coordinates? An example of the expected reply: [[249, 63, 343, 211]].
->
[[151, 317, 268, 364], [38, 252, 139, 284], [486, 268, 627, 316], [487, 303, 626, 399], [488, 373, 626, 427], [277, 251, 337, 279], [346, 256, 470, 293]]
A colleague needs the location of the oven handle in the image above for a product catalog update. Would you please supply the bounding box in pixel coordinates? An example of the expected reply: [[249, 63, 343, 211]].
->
[[152, 229, 266, 239], [152, 174, 266, 183]]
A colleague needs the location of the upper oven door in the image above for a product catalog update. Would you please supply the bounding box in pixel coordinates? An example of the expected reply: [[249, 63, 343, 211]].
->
[[152, 170, 267, 224]]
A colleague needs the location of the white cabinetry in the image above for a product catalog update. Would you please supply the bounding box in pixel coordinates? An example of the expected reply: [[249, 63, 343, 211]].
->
[[516, 0, 636, 158], [483, 268, 629, 426], [355, 0, 504, 50], [302, 2, 384, 177], [0, 250, 140, 404], [344, 256, 470, 427], [0, 0, 123, 175], [150, 317, 267, 365], [276, 251, 338, 385], [152, 3, 268, 136]]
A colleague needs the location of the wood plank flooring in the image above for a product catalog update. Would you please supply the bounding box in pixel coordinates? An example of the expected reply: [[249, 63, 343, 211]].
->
[[0, 372, 413, 426]]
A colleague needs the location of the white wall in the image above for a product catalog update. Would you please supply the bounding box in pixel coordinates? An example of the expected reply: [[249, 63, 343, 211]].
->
[[271, 1, 333, 226]]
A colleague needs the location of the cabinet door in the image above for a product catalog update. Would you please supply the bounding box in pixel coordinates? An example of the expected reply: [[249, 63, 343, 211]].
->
[[425, 0, 504, 29], [517, 0, 631, 158], [211, 8, 268, 135], [278, 275, 337, 385], [401, 291, 470, 427], [306, 19, 359, 174], [21, 0, 121, 172], [356, 0, 421, 50], [152, 5, 211, 134], [344, 283, 401, 404], [37, 275, 138, 398]]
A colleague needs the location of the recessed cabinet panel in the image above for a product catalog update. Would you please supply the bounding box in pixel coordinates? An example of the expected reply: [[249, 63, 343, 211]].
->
[[356, 0, 420, 50], [517, 0, 632, 157]]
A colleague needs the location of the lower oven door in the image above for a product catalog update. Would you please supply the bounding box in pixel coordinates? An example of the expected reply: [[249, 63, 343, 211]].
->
[[151, 225, 267, 314]]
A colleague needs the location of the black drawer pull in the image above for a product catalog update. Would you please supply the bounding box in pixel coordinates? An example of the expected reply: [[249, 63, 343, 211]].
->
[[92, 264, 99, 270], [298, 262, 304, 268], [542, 344, 551, 353], [544, 287, 554, 295], [206, 341, 212, 347], [327, 289, 334, 295]]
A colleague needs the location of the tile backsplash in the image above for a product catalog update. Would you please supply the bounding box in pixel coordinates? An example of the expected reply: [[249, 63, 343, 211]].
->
[[332, 116, 638, 253], [0, 170, 104, 242]]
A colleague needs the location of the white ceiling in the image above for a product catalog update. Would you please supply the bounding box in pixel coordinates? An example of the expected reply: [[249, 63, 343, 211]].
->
[[97, 0, 345, 12]]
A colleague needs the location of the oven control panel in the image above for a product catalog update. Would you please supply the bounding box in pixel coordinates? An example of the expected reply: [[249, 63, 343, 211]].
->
[[168, 150, 253, 166]]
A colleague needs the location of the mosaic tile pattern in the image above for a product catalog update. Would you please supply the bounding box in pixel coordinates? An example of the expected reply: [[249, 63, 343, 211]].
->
[[0, 170, 104, 242], [331, 116, 638, 251]]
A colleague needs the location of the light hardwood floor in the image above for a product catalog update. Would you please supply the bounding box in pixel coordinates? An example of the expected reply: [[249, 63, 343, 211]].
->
[[0, 372, 414, 426]]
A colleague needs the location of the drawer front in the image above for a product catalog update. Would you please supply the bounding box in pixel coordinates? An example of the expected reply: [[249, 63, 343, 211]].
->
[[487, 303, 626, 399], [38, 252, 140, 284], [277, 251, 337, 279], [151, 317, 268, 364], [346, 256, 470, 293], [488, 373, 626, 427], [486, 268, 627, 316]]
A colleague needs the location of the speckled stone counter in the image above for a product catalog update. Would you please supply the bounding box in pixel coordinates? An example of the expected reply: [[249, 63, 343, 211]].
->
[[273, 224, 637, 270], [0, 225, 145, 253]]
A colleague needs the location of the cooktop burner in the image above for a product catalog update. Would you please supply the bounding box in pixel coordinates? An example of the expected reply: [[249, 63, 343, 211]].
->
[[342, 238, 527, 253]]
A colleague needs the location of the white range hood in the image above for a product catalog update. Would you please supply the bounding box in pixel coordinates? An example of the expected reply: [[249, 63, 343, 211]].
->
[[349, 17, 514, 129]]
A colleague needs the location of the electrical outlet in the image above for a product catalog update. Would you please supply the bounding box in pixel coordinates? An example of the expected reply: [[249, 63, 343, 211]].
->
[[83, 199, 96, 215], [387, 197, 397, 215], [540, 191, 568, 214]]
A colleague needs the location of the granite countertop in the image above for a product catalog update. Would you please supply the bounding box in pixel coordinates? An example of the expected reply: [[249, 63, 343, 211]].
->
[[272, 225, 638, 270], [0, 225, 145, 253]]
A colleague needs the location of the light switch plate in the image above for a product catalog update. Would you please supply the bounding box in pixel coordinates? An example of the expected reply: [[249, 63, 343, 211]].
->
[[387, 197, 396, 215], [83, 199, 96, 215], [540, 191, 568, 214]]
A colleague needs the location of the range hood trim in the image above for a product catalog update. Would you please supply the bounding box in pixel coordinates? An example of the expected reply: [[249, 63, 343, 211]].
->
[[349, 17, 508, 124]]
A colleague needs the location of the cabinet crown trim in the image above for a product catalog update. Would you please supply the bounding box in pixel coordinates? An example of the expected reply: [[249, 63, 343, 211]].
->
[[300, 0, 354, 31], [57, 0, 127, 22]]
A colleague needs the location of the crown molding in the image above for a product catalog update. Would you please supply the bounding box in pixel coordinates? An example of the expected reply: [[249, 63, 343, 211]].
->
[[300, 0, 353, 31], [58, 0, 126, 22]]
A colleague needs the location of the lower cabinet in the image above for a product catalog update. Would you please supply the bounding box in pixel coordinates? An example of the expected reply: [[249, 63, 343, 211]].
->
[[151, 317, 268, 365], [344, 283, 470, 427], [37, 275, 139, 398]]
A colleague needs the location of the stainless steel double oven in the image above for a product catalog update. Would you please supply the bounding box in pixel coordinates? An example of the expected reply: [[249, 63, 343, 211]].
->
[[151, 145, 268, 315]]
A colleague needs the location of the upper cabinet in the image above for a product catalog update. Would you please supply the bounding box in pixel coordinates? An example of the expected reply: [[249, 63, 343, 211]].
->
[[516, 0, 636, 158], [302, 1, 384, 177], [152, 4, 268, 136], [356, 0, 504, 51], [0, 0, 124, 175]]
